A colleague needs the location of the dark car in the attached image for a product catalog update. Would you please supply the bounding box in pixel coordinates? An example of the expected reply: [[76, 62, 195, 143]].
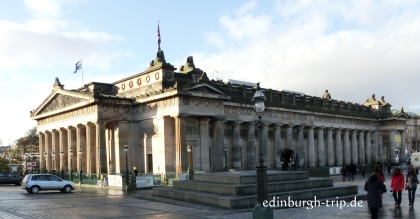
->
[[0, 172, 23, 186]]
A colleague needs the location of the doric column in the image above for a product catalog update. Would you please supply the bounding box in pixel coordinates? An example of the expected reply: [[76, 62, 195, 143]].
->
[[365, 131, 372, 164], [371, 130, 378, 163], [59, 128, 68, 172], [389, 129, 396, 164], [247, 123, 256, 169], [326, 128, 334, 166], [211, 118, 224, 172], [317, 127, 325, 167], [199, 118, 211, 172], [95, 121, 107, 174], [297, 126, 304, 159], [285, 125, 293, 149], [75, 125, 85, 172], [45, 131, 51, 172], [307, 126, 316, 167], [232, 121, 241, 170], [400, 130, 407, 163], [261, 121, 269, 164], [335, 129, 343, 166], [379, 131, 384, 162], [351, 129, 358, 164], [38, 132, 45, 172], [343, 129, 350, 165], [85, 123, 93, 175], [174, 116, 186, 178], [358, 130, 365, 164], [67, 127, 75, 173], [273, 124, 282, 168], [51, 129, 59, 172], [115, 121, 129, 174]]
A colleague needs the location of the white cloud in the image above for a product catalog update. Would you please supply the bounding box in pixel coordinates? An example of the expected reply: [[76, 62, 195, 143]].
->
[[25, 0, 63, 18], [197, 0, 420, 112]]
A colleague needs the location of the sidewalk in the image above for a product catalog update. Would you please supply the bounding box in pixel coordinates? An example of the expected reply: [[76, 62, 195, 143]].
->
[[129, 173, 419, 219]]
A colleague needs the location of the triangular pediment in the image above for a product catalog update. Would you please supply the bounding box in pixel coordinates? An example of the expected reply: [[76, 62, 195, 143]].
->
[[32, 89, 93, 118], [184, 83, 225, 95]]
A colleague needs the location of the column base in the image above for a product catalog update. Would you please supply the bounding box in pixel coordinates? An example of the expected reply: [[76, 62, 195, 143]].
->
[[252, 204, 273, 219]]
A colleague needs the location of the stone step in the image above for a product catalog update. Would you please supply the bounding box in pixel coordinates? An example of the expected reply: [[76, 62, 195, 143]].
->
[[194, 170, 309, 184], [173, 177, 333, 196], [153, 184, 361, 209]]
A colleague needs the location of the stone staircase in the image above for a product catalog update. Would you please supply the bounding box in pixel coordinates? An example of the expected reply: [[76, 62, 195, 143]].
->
[[152, 170, 366, 208]]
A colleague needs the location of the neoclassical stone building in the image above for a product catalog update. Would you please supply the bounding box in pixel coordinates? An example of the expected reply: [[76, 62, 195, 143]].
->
[[30, 50, 409, 177]]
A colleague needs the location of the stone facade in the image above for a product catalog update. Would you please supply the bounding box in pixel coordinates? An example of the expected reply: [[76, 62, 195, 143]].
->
[[31, 51, 409, 177]]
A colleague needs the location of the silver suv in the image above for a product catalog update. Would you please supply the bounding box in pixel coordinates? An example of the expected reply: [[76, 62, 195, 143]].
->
[[22, 174, 75, 194]]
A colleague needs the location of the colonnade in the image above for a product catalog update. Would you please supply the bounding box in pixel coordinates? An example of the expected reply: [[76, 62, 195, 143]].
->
[[38, 122, 106, 175]]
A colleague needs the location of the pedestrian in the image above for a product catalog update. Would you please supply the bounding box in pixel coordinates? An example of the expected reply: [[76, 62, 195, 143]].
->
[[347, 165, 354, 181], [341, 165, 347, 182], [351, 164, 356, 181], [280, 149, 291, 171], [361, 165, 366, 177], [387, 162, 392, 175], [365, 164, 387, 219], [390, 167, 404, 207], [133, 167, 139, 176], [406, 167, 419, 208]]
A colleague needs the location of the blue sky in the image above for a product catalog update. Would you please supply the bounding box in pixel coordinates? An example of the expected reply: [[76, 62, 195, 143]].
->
[[1, 0, 420, 145]]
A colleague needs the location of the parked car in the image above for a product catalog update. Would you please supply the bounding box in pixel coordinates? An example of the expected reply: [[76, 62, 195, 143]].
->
[[21, 174, 75, 194], [0, 172, 23, 186]]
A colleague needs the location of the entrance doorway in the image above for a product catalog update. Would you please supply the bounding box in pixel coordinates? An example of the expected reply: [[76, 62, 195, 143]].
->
[[147, 154, 153, 173]]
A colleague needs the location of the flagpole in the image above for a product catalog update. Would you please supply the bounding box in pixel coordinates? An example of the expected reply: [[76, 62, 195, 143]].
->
[[81, 59, 83, 86]]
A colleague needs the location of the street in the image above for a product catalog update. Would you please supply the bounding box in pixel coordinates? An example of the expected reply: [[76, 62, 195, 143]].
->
[[0, 174, 419, 219]]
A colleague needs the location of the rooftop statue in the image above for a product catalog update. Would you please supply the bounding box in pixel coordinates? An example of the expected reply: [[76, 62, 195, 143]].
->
[[379, 96, 390, 106], [322, 89, 331, 100], [179, 56, 196, 73], [363, 94, 378, 105]]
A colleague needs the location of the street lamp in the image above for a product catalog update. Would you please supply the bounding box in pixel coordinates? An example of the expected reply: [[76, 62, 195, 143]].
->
[[79, 148, 83, 184], [60, 151, 64, 179], [251, 82, 273, 219], [69, 149, 73, 181], [187, 143, 192, 179], [370, 148, 373, 171], [224, 143, 228, 171], [124, 143, 129, 188], [24, 154, 30, 175], [43, 152, 47, 173], [361, 148, 364, 165], [6, 155, 11, 172], [51, 150, 55, 175], [302, 147, 306, 171]]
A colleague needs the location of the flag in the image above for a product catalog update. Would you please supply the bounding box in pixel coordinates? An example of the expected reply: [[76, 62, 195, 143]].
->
[[157, 22, 161, 50], [74, 60, 82, 73]]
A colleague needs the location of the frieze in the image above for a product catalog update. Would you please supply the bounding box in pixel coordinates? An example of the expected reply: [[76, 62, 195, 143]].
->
[[38, 106, 96, 126], [39, 94, 85, 114], [140, 125, 158, 136]]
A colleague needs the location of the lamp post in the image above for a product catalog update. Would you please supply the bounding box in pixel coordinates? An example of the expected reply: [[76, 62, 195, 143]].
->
[[43, 152, 47, 173], [28, 154, 33, 174], [252, 82, 273, 219], [24, 154, 28, 175], [361, 148, 364, 165], [302, 147, 306, 171], [79, 148, 83, 184], [60, 151, 64, 179], [6, 155, 11, 172], [69, 149, 73, 181], [187, 143, 192, 179], [370, 148, 373, 171], [51, 150, 55, 175], [124, 144, 129, 188], [224, 143, 228, 171]]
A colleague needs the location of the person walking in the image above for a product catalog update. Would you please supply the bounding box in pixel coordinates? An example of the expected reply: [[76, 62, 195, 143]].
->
[[346, 165, 353, 181], [365, 164, 387, 219], [361, 165, 366, 177], [406, 167, 419, 208], [341, 166, 347, 182], [387, 162, 392, 175], [133, 167, 139, 176], [390, 167, 404, 206]]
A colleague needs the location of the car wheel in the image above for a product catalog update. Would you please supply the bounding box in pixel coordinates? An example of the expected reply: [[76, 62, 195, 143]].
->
[[31, 186, 40, 194], [64, 185, 72, 193], [26, 189, 32, 193], [15, 181, 22, 186]]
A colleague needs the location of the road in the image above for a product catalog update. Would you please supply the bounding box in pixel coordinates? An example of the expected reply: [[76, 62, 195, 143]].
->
[[0, 174, 418, 219]]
